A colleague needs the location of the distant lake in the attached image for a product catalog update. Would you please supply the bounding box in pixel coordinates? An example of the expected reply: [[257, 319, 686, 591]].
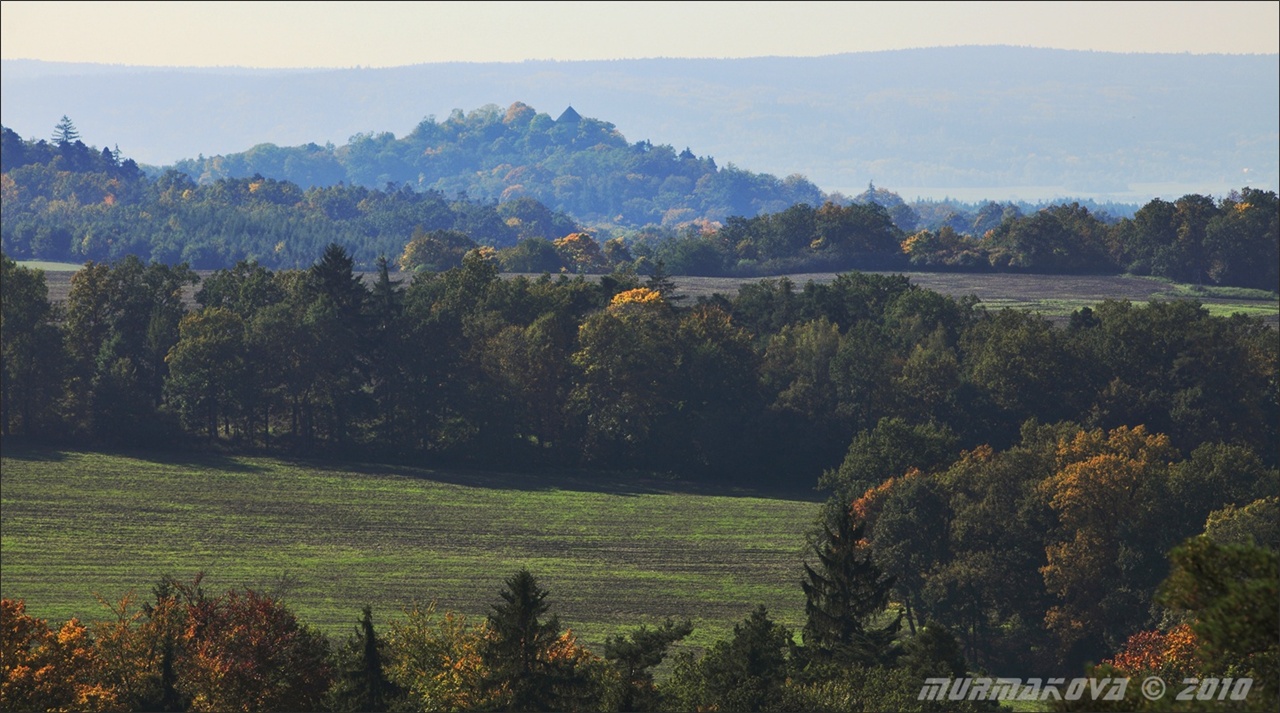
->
[[862, 182, 1261, 205]]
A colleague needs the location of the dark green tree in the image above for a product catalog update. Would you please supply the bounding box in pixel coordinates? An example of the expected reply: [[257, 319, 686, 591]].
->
[[481, 569, 585, 711], [819, 417, 957, 505], [898, 620, 968, 679], [51, 115, 80, 145], [305, 243, 370, 445], [62, 257, 196, 442], [163, 307, 248, 439], [1156, 537, 1279, 707], [672, 605, 792, 712], [603, 618, 693, 711], [0, 255, 64, 436], [643, 258, 679, 301], [311, 243, 366, 315], [329, 606, 401, 713], [800, 507, 902, 668]]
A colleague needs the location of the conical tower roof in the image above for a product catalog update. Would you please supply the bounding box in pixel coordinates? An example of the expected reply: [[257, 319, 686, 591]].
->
[[556, 106, 582, 123]]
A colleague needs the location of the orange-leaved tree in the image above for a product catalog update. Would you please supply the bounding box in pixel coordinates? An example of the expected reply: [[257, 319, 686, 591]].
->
[[179, 587, 333, 713], [1103, 623, 1199, 679], [1, 598, 121, 712], [1039, 425, 1178, 662], [554, 233, 610, 273]]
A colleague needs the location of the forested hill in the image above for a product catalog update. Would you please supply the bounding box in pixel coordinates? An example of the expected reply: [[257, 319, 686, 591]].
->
[[166, 102, 826, 229], [3, 47, 1277, 200]]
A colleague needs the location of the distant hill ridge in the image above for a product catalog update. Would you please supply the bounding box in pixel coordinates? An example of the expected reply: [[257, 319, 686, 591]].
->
[[3, 46, 1276, 202], [163, 100, 827, 229]]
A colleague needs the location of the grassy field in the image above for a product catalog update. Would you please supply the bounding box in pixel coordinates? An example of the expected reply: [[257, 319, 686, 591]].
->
[[11, 260, 87, 272], [671, 272, 1280, 325], [0, 446, 819, 651], [26, 262, 1278, 326]]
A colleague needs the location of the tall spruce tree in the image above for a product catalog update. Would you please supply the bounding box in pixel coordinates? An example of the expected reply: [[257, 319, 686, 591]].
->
[[643, 258, 681, 301], [330, 606, 401, 712], [800, 506, 903, 667], [482, 569, 575, 711], [51, 115, 80, 145], [604, 618, 694, 711]]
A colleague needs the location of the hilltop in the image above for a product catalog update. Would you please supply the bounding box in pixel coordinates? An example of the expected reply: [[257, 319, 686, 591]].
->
[[4, 47, 1276, 202]]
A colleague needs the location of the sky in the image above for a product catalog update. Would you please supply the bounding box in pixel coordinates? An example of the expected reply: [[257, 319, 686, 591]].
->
[[2, 0, 1277, 68]]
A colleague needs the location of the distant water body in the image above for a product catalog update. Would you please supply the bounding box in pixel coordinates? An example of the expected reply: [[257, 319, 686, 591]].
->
[[873, 182, 1265, 205]]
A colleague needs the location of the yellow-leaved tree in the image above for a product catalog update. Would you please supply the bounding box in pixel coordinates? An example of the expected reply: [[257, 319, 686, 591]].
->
[[1, 598, 121, 712], [384, 602, 496, 712], [1038, 425, 1178, 661], [553, 233, 610, 273]]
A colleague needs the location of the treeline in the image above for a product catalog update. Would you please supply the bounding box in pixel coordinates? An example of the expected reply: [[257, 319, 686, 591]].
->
[[643, 190, 1279, 289], [1, 124, 585, 270], [0, 566, 1009, 713], [4, 247, 1276, 482], [5, 121, 1279, 289], [4, 252, 1278, 710]]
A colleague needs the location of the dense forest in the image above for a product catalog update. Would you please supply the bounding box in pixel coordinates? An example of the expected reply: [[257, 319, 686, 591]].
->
[[4, 120, 1277, 289]]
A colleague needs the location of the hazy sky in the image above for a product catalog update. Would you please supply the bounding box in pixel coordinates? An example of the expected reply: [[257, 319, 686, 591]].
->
[[2, 1, 1277, 67]]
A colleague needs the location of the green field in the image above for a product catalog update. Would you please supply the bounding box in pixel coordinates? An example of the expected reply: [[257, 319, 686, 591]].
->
[[0, 447, 819, 651], [13, 259, 87, 272], [26, 265, 1279, 326], [673, 272, 1280, 325]]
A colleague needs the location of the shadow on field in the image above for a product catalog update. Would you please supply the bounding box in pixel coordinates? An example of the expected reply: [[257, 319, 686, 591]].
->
[[1, 442, 821, 502], [292, 457, 824, 503], [120, 448, 269, 474], [1, 444, 268, 474], [0, 442, 70, 462]]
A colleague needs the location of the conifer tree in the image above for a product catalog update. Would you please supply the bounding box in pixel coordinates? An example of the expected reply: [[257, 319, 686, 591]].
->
[[481, 569, 566, 711], [51, 115, 80, 145], [604, 618, 693, 711], [643, 258, 681, 301], [331, 606, 401, 712], [800, 506, 902, 667]]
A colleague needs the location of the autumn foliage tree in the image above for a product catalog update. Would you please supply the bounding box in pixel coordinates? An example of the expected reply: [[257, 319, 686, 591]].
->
[[1038, 425, 1179, 662], [1102, 623, 1199, 679], [384, 602, 495, 712], [553, 232, 611, 273], [1, 598, 121, 712], [91, 576, 334, 713], [178, 588, 332, 712]]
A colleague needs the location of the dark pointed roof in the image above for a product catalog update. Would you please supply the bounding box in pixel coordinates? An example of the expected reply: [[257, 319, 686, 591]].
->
[[556, 106, 582, 123]]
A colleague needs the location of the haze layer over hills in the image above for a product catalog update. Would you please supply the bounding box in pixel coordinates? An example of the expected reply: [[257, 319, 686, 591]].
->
[[3, 46, 1276, 203]]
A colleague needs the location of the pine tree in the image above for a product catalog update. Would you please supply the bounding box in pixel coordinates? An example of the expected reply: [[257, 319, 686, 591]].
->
[[481, 569, 565, 711], [800, 506, 902, 667], [330, 606, 400, 712], [310, 242, 366, 314], [604, 618, 693, 711], [51, 115, 80, 145], [644, 258, 681, 301]]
